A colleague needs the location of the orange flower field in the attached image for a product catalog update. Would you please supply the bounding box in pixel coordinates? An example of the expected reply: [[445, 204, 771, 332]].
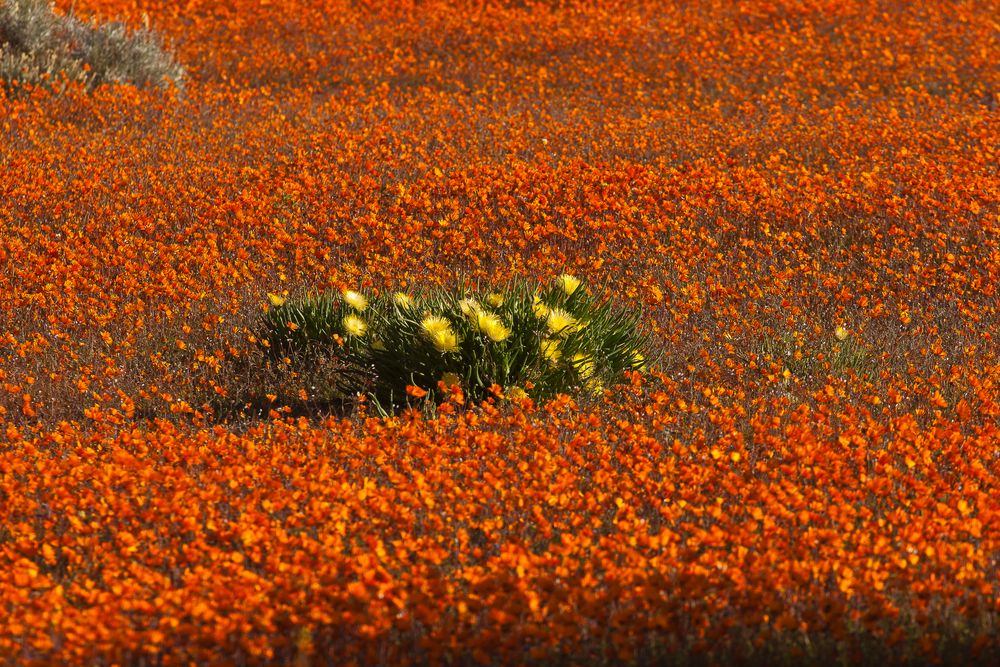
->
[[1, 0, 998, 664]]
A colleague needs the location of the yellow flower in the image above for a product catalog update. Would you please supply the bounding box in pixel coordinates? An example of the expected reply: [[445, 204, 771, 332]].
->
[[532, 295, 550, 318], [440, 372, 461, 388], [458, 297, 481, 317], [834, 325, 849, 341], [429, 327, 461, 353], [546, 308, 578, 336], [421, 315, 452, 337], [267, 293, 286, 307], [422, 314, 461, 352], [393, 292, 414, 309], [342, 289, 368, 311], [585, 378, 604, 396], [486, 292, 504, 308], [572, 352, 595, 380], [477, 311, 510, 342], [507, 386, 528, 400], [342, 314, 367, 337], [629, 349, 646, 370], [540, 338, 561, 364], [372, 338, 386, 351], [558, 274, 581, 296]]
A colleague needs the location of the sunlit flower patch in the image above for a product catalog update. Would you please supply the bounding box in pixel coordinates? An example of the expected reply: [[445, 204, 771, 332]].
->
[[0, 0, 997, 663]]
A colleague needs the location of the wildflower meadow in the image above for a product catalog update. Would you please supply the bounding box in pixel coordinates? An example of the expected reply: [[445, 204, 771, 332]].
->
[[0, 0, 997, 664]]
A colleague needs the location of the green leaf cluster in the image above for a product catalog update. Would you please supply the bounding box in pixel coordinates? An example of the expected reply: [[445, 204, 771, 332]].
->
[[259, 275, 652, 408]]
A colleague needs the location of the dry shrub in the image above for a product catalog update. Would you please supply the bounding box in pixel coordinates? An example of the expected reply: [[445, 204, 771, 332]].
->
[[0, 0, 183, 91]]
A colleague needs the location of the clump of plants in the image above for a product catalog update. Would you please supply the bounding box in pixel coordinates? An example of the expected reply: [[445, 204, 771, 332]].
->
[[0, 0, 183, 92], [755, 324, 873, 381], [259, 274, 652, 409]]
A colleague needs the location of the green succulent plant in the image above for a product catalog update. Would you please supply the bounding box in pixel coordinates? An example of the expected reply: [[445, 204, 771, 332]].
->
[[259, 275, 653, 410]]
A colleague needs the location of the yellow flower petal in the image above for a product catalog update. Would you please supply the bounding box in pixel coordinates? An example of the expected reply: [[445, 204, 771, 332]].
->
[[546, 308, 578, 336], [342, 289, 368, 311], [458, 298, 481, 317], [421, 315, 452, 337], [477, 311, 510, 342], [532, 295, 550, 318], [540, 338, 561, 364], [429, 327, 461, 353], [572, 352, 595, 379], [558, 274, 581, 295], [342, 314, 367, 337]]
